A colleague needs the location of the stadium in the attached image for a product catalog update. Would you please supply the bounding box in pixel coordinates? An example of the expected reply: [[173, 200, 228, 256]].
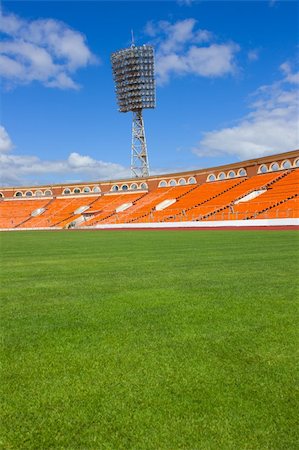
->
[[1, 1, 298, 449], [0, 149, 298, 230]]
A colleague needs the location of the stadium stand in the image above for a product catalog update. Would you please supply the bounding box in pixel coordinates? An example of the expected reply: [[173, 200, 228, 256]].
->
[[99, 185, 195, 224], [0, 199, 51, 228], [0, 150, 298, 229], [18, 197, 99, 229], [81, 192, 147, 226], [184, 170, 295, 222]]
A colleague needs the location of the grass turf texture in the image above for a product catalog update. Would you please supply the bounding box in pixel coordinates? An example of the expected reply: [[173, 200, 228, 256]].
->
[[1, 230, 298, 450]]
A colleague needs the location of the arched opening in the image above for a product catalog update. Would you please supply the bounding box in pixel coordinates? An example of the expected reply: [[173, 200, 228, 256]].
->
[[111, 185, 119, 192], [93, 186, 101, 193], [169, 179, 177, 187], [238, 168, 247, 177], [63, 188, 71, 195], [294, 158, 299, 168], [0, 192, 4, 198], [188, 177, 196, 185], [15, 191, 23, 197], [259, 164, 268, 174], [159, 180, 167, 188], [25, 191, 33, 197], [73, 188, 81, 194], [281, 160, 291, 170], [218, 172, 226, 180], [270, 162, 279, 172], [207, 174, 216, 182], [228, 170, 236, 178], [121, 184, 128, 191], [140, 182, 148, 190], [178, 178, 186, 185], [35, 190, 43, 197], [44, 190, 52, 196], [83, 187, 91, 193], [130, 183, 138, 190]]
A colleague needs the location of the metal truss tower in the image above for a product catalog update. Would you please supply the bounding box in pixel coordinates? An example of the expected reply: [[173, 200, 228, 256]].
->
[[131, 109, 149, 177], [111, 44, 156, 178]]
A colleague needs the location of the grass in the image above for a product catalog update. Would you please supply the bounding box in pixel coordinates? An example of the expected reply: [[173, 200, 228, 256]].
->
[[0, 230, 298, 449]]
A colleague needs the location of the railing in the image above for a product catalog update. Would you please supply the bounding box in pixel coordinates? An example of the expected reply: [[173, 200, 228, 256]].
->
[[105, 199, 299, 223], [80, 197, 299, 225], [203, 207, 299, 221]]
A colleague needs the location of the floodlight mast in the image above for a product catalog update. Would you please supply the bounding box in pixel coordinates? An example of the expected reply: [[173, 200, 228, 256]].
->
[[111, 43, 156, 178]]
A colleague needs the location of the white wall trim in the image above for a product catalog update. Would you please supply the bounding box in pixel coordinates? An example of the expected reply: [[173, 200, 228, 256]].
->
[[1, 218, 298, 232], [92, 218, 299, 229]]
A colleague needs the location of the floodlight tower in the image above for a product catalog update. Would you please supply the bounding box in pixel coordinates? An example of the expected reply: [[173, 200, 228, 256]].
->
[[111, 43, 156, 178]]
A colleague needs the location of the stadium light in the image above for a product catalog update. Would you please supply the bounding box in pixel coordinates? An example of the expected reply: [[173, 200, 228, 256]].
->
[[111, 42, 156, 178]]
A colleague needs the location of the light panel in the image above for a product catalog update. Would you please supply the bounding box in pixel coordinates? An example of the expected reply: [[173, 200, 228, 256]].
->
[[111, 45, 156, 113]]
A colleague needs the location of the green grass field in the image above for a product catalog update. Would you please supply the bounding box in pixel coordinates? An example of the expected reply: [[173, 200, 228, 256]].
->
[[1, 230, 298, 449]]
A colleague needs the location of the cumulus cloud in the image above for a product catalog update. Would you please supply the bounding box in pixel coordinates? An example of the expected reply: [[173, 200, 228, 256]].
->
[[145, 19, 239, 85], [0, 127, 130, 186], [0, 11, 99, 89], [193, 61, 299, 159]]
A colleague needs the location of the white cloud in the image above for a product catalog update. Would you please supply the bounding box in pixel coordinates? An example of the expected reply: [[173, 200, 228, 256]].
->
[[248, 49, 259, 62], [68, 152, 96, 168], [280, 61, 299, 85], [46, 73, 80, 90], [0, 127, 130, 186], [185, 43, 239, 76], [145, 19, 239, 85], [193, 61, 299, 159], [0, 12, 99, 89], [0, 126, 14, 152], [158, 19, 199, 53], [177, 0, 196, 6]]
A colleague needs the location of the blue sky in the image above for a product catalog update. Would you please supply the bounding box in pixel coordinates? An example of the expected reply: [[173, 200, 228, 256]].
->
[[0, 0, 298, 186]]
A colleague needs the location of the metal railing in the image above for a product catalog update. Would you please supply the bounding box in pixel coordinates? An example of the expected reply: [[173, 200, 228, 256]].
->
[[106, 199, 299, 223]]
